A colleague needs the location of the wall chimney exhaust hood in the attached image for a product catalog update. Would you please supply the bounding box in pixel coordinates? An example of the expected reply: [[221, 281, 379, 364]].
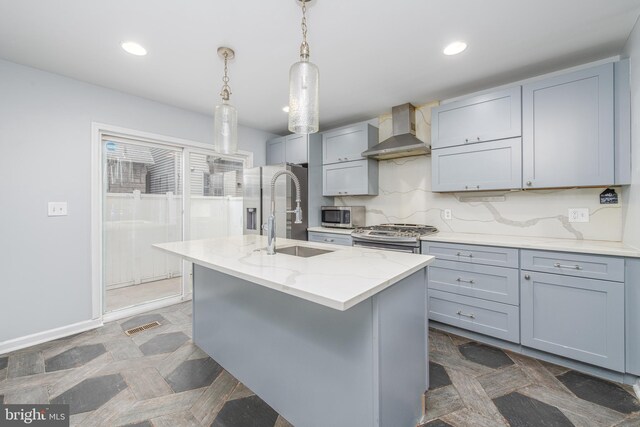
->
[[361, 103, 430, 160]]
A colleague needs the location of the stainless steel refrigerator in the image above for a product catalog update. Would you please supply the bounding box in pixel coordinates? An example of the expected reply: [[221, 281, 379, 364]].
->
[[243, 164, 309, 241]]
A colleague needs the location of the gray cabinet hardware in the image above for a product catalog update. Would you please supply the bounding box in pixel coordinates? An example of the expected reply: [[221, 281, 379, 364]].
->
[[456, 277, 475, 284], [526, 181, 532, 186], [457, 310, 475, 319], [456, 252, 473, 258], [524, 274, 530, 280], [554, 262, 581, 270]]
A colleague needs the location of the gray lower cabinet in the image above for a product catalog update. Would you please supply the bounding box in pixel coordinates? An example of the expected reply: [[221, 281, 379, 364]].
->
[[422, 242, 519, 268], [431, 138, 522, 192], [323, 159, 378, 196], [428, 289, 520, 343], [308, 231, 353, 246], [428, 259, 519, 305], [522, 63, 615, 188], [626, 258, 640, 376], [431, 86, 522, 149], [521, 270, 625, 371]]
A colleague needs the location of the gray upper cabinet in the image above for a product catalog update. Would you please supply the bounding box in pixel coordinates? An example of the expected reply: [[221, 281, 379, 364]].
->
[[321, 121, 379, 196], [266, 134, 310, 165], [322, 123, 378, 164], [522, 63, 615, 188], [323, 159, 378, 196], [431, 138, 522, 192], [285, 134, 308, 165], [266, 137, 286, 165], [431, 86, 522, 150]]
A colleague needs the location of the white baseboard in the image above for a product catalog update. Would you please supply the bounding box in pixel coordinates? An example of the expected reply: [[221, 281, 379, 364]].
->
[[634, 380, 640, 401], [102, 295, 188, 323], [0, 319, 103, 355]]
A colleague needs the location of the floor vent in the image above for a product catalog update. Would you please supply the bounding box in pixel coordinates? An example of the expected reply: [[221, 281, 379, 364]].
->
[[124, 321, 161, 336]]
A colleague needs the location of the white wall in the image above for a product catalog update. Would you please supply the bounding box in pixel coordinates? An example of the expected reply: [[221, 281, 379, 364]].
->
[[0, 59, 275, 344], [623, 17, 640, 249]]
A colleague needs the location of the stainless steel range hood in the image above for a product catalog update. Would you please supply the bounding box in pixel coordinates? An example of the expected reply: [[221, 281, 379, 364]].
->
[[361, 103, 431, 160]]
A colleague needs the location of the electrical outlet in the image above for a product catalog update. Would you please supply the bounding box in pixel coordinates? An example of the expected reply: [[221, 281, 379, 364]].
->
[[443, 209, 452, 220], [48, 202, 68, 217], [568, 208, 589, 223]]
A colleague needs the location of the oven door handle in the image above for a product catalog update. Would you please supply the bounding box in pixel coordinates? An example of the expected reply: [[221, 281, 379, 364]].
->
[[353, 242, 418, 254]]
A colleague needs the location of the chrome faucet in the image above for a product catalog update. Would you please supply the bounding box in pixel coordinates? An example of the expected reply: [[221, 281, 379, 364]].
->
[[265, 170, 303, 255]]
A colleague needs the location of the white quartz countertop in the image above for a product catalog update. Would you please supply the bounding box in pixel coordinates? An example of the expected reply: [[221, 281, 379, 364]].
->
[[307, 227, 355, 235], [421, 232, 640, 258], [154, 235, 434, 311]]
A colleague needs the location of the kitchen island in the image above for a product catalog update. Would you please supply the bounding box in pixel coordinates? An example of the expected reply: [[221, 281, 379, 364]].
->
[[154, 235, 434, 427]]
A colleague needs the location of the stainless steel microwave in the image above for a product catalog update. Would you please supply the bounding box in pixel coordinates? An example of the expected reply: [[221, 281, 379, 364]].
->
[[321, 206, 365, 229]]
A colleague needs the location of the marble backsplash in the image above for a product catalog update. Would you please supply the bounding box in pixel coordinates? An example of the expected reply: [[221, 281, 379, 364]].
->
[[335, 103, 623, 242]]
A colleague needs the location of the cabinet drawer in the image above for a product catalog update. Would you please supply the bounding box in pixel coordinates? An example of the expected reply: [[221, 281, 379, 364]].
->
[[431, 138, 522, 192], [521, 250, 624, 282], [432, 86, 522, 149], [428, 259, 519, 305], [308, 231, 353, 246], [422, 242, 519, 268], [521, 271, 624, 371], [428, 289, 520, 343]]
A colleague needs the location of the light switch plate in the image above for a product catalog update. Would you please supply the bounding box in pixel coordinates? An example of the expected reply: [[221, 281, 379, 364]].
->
[[48, 202, 68, 216], [568, 208, 589, 223]]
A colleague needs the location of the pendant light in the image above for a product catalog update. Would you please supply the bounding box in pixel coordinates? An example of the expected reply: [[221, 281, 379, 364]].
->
[[288, 0, 319, 134], [214, 47, 238, 154]]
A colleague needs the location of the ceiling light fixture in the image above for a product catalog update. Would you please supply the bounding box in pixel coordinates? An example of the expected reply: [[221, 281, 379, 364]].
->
[[121, 41, 147, 56], [282, 106, 290, 113], [443, 41, 467, 56], [288, 0, 319, 134], [213, 47, 238, 154]]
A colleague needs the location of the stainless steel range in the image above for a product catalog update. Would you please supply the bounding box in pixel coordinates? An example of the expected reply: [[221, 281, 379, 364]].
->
[[351, 223, 438, 253]]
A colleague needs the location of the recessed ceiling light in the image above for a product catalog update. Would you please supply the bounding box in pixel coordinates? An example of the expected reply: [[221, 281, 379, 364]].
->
[[121, 41, 147, 56], [443, 41, 467, 56], [282, 106, 290, 113]]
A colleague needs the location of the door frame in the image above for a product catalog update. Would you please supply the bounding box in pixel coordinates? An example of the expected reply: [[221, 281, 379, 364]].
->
[[91, 122, 252, 321]]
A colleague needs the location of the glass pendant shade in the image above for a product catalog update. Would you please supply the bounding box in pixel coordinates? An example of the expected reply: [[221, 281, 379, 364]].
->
[[288, 59, 319, 134], [213, 101, 238, 154]]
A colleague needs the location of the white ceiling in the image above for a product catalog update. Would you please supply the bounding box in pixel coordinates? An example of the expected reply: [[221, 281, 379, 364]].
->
[[1, 1, 639, 134]]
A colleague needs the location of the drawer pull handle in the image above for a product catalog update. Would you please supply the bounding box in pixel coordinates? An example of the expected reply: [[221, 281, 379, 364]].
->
[[456, 252, 473, 258], [457, 310, 475, 319], [324, 238, 334, 242], [456, 277, 475, 284], [554, 262, 581, 270]]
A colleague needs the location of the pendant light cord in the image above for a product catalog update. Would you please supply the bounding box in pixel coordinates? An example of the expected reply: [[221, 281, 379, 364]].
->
[[220, 52, 231, 101], [299, 1, 310, 60]]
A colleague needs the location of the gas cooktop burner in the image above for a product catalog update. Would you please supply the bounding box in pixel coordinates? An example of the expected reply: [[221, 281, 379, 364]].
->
[[351, 223, 439, 243]]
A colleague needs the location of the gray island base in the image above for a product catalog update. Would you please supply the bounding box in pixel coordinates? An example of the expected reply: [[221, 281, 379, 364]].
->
[[193, 265, 428, 427]]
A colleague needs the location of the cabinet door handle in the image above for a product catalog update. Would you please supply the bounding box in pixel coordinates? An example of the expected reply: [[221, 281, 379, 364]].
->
[[465, 138, 469, 143], [457, 310, 475, 319], [524, 274, 531, 280], [456, 277, 475, 284], [476, 137, 481, 141], [526, 181, 532, 186], [554, 262, 582, 270], [456, 252, 473, 258], [324, 238, 334, 242]]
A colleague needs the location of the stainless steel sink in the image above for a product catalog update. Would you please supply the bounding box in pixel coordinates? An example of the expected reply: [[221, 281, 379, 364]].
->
[[275, 245, 334, 258]]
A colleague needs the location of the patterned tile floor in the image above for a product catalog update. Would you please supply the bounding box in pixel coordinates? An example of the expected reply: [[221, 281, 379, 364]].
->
[[422, 329, 640, 426], [0, 302, 638, 426]]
